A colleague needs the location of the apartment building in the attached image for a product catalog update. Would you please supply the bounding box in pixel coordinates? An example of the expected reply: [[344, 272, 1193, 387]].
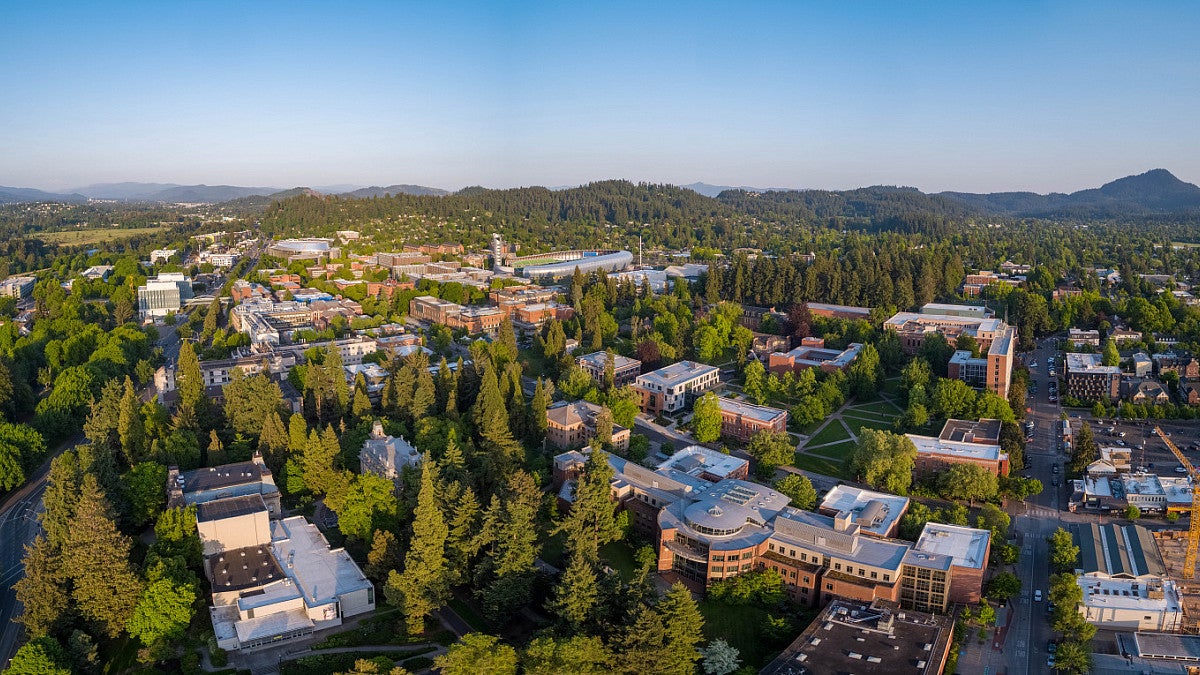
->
[[768, 339, 864, 376], [715, 397, 788, 442], [545, 400, 631, 453], [1068, 328, 1102, 348], [1109, 327, 1143, 345], [633, 361, 721, 414], [137, 273, 194, 317], [577, 351, 642, 387], [1065, 352, 1122, 401]]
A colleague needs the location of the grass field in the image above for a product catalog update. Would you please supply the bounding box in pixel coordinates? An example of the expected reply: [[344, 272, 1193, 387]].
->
[[34, 225, 170, 245], [842, 416, 896, 437], [808, 439, 857, 461], [805, 420, 851, 447], [848, 399, 903, 415], [792, 452, 849, 478], [699, 601, 779, 668]]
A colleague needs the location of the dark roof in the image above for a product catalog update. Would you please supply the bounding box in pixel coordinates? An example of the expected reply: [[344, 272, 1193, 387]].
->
[[1074, 522, 1165, 578], [181, 461, 267, 494], [205, 545, 285, 593], [196, 494, 267, 523], [939, 418, 1003, 444]]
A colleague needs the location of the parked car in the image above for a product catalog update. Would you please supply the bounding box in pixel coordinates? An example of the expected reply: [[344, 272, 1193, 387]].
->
[[1177, 467, 1189, 474], [1034, 589, 1043, 601], [1048, 642, 1058, 654]]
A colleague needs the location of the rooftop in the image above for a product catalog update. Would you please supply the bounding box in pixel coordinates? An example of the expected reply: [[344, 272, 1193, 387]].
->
[[1127, 632, 1200, 662], [938, 418, 1003, 444], [232, 607, 314, 645], [913, 523, 990, 570], [1075, 522, 1166, 578], [1079, 576, 1181, 614], [715, 397, 788, 423], [771, 509, 912, 571], [655, 445, 748, 481], [180, 460, 276, 495], [920, 302, 993, 318], [761, 598, 953, 675], [818, 486, 909, 537], [270, 516, 372, 608], [577, 350, 641, 371], [906, 433, 1004, 463], [206, 545, 286, 592], [1066, 352, 1121, 375], [776, 342, 864, 369], [636, 360, 719, 388], [196, 494, 268, 523]]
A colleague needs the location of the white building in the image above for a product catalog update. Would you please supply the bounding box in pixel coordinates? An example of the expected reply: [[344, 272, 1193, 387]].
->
[[151, 249, 179, 264], [137, 273, 193, 317], [633, 360, 721, 414], [1077, 575, 1182, 632]]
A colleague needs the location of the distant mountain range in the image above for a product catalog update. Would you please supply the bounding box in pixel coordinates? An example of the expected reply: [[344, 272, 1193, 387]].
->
[[2, 171, 1199, 218], [937, 169, 1200, 217]]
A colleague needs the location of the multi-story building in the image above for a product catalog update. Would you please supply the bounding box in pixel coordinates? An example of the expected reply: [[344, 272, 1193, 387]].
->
[[1068, 328, 1101, 347], [1109, 327, 1143, 345], [655, 445, 749, 482], [715, 397, 788, 442], [761, 599, 953, 675], [909, 523, 991, 604], [0, 277, 34, 299], [767, 339, 864, 376], [137, 273, 193, 317], [945, 324, 1016, 399], [906, 429, 1009, 477], [454, 305, 504, 333], [1132, 352, 1153, 377], [545, 400, 630, 453], [1065, 352, 1121, 401], [551, 447, 988, 611], [633, 361, 721, 414], [408, 296, 504, 333], [409, 296, 462, 324], [804, 302, 872, 321], [1152, 352, 1200, 379], [150, 249, 178, 264], [883, 309, 1009, 355], [359, 420, 421, 488], [577, 351, 641, 387], [1069, 472, 1193, 515], [817, 486, 909, 539], [1125, 379, 1170, 405], [169, 456, 374, 651]]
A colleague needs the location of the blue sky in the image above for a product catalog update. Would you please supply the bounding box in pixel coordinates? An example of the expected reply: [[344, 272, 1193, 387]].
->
[[1, 1, 1197, 192]]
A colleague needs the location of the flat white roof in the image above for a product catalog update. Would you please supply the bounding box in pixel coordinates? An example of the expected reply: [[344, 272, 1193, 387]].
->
[[270, 516, 371, 607], [577, 351, 641, 371], [914, 523, 990, 570], [1065, 352, 1120, 374], [233, 607, 314, 644], [1078, 576, 1180, 614], [656, 445, 748, 480], [819, 485, 909, 537], [636, 360, 719, 388], [716, 397, 787, 423], [906, 433, 1003, 462]]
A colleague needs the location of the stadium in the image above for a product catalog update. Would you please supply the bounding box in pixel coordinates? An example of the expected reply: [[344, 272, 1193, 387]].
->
[[506, 249, 634, 279], [265, 238, 341, 261]]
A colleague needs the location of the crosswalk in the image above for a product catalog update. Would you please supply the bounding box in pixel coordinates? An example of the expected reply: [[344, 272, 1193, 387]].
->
[[1025, 506, 1059, 519]]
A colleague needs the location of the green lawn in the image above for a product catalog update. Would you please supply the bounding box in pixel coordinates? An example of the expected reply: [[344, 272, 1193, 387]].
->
[[600, 540, 641, 581], [792, 452, 849, 478], [699, 601, 777, 668], [839, 410, 893, 423], [805, 420, 851, 447], [807, 440, 857, 461], [842, 416, 896, 437], [848, 399, 903, 415], [881, 377, 903, 396], [448, 596, 489, 632]]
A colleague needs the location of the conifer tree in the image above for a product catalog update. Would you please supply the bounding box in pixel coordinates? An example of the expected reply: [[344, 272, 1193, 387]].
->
[[555, 447, 619, 564], [207, 429, 224, 465], [177, 341, 205, 425], [41, 450, 82, 549], [83, 380, 123, 453], [410, 366, 436, 421], [62, 474, 143, 638], [435, 357, 456, 412], [117, 376, 144, 466], [657, 582, 705, 675], [288, 413, 308, 453], [326, 347, 350, 417], [505, 364, 527, 441], [257, 411, 289, 470], [14, 535, 70, 637], [445, 484, 480, 587], [547, 550, 599, 632], [477, 470, 542, 619], [351, 374, 374, 420], [603, 350, 616, 391], [528, 377, 550, 447], [439, 428, 468, 486], [387, 455, 449, 634], [472, 365, 524, 478], [365, 529, 399, 583]]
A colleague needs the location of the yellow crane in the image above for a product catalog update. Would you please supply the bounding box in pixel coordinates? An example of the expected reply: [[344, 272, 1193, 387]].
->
[[1158, 425, 1200, 578]]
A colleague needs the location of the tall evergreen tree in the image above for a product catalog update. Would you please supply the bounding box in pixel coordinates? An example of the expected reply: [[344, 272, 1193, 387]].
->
[[176, 341, 204, 426], [528, 377, 550, 447], [326, 347, 350, 417], [387, 456, 449, 634], [477, 470, 542, 620], [13, 535, 70, 637], [288, 413, 308, 454], [547, 550, 599, 632], [657, 582, 705, 675], [472, 365, 524, 478], [555, 447, 620, 564], [41, 450, 82, 549], [257, 411, 289, 470], [62, 474, 143, 638], [445, 484, 480, 587], [410, 366, 436, 421], [117, 376, 144, 466]]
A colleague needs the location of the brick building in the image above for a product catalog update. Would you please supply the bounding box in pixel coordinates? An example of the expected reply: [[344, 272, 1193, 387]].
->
[[767, 339, 864, 376], [715, 397, 788, 442], [545, 400, 630, 453]]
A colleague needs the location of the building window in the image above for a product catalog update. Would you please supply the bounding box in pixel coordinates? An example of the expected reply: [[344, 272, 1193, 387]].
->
[[834, 563, 841, 571], [871, 571, 877, 579]]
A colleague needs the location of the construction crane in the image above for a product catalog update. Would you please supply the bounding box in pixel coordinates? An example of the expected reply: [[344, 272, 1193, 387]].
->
[[1158, 425, 1200, 578]]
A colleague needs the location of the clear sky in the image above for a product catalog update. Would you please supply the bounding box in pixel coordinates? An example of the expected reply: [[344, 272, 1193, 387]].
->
[[2, 1, 1198, 193]]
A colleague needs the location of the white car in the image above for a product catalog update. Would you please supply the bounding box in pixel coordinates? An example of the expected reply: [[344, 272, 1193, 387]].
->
[[1034, 590, 1043, 602]]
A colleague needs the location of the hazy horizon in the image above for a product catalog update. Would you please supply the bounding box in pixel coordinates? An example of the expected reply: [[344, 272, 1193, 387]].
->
[[3, 1, 1198, 194]]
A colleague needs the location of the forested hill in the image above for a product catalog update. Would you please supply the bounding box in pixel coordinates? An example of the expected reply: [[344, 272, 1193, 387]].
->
[[939, 169, 1200, 218]]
